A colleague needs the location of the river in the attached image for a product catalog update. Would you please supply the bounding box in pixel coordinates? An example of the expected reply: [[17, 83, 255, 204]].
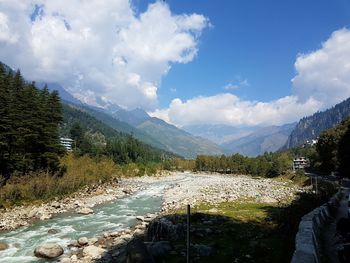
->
[[0, 175, 190, 263]]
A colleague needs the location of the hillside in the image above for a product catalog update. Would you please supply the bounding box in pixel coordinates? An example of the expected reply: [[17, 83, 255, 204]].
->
[[285, 97, 350, 149], [136, 118, 223, 159], [94, 105, 223, 158], [221, 123, 296, 157], [61, 103, 176, 160]]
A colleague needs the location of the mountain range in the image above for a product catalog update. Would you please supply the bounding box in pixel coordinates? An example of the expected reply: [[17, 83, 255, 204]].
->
[[4, 61, 350, 158], [285, 97, 350, 149]]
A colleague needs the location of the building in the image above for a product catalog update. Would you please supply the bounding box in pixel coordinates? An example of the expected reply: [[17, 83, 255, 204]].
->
[[293, 157, 309, 170], [60, 137, 74, 151]]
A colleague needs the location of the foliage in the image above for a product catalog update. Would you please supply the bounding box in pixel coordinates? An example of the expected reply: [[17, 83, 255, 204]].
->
[[0, 63, 63, 181], [315, 116, 350, 176], [0, 154, 119, 207], [61, 103, 177, 162], [193, 151, 293, 177]]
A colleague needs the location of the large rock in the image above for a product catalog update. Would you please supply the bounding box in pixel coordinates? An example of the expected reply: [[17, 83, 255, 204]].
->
[[78, 237, 89, 246], [77, 207, 94, 215], [147, 241, 172, 258], [34, 243, 64, 259], [83, 245, 106, 259], [126, 239, 155, 263], [0, 242, 9, 251]]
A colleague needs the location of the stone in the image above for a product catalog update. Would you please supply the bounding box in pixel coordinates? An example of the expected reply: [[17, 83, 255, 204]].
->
[[126, 239, 155, 263], [70, 254, 78, 261], [109, 231, 120, 237], [51, 201, 61, 208], [148, 241, 172, 258], [88, 237, 98, 245], [39, 214, 52, 220], [133, 229, 144, 237], [78, 237, 89, 246], [34, 243, 64, 259], [77, 207, 94, 215], [136, 216, 144, 221], [83, 245, 106, 259], [59, 258, 71, 263], [48, 229, 60, 234], [0, 242, 9, 251]]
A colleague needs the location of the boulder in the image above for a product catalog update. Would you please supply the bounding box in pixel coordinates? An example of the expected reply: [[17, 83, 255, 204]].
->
[[126, 239, 155, 263], [0, 242, 9, 251], [136, 216, 144, 221], [34, 243, 64, 259], [83, 245, 106, 259], [77, 207, 93, 215], [48, 229, 60, 234], [78, 237, 88, 246], [147, 241, 172, 258]]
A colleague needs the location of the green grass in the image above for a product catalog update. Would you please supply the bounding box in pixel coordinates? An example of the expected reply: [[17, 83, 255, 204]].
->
[[162, 188, 335, 263]]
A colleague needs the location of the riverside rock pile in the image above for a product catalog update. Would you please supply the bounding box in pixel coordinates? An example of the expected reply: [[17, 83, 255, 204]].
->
[[161, 173, 302, 212]]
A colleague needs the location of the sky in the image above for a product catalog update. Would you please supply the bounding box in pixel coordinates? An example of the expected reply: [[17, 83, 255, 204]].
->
[[1, 0, 350, 127]]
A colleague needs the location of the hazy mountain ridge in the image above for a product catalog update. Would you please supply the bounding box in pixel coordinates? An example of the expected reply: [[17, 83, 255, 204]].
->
[[221, 123, 296, 157], [285, 97, 350, 149]]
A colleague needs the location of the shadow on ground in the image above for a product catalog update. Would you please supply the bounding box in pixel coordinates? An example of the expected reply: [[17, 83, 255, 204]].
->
[[94, 182, 335, 263]]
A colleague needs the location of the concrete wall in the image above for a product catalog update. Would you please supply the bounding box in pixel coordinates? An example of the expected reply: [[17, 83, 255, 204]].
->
[[291, 191, 342, 263]]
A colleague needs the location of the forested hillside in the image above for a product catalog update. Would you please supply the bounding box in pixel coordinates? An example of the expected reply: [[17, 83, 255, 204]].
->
[[61, 103, 176, 164], [285, 97, 350, 148], [0, 64, 63, 181]]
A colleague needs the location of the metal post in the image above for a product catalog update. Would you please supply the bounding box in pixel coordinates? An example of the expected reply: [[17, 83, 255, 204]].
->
[[187, 204, 190, 263]]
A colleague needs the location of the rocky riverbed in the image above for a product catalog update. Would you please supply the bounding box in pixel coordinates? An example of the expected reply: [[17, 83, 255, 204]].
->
[[0, 172, 307, 262]]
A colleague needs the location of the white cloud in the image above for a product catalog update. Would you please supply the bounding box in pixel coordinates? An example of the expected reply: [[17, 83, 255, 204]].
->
[[292, 28, 350, 107], [152, 28, 350, 127], [0, 0, 209, 109], [0, 12, 18, 43], [150, 94, 321, 127]]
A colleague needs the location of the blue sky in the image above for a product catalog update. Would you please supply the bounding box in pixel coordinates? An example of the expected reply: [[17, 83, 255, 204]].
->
[[1, 0, 350, 127], [153, 0, 350, 107]]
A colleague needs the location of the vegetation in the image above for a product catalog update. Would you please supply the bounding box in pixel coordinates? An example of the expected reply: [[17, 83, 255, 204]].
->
[[163, 179, 336, 263], [61, 104, 177, 163], [0, 154, 118, 207], [194, 152, 292, 177], [0, 63, 64, 183], [314, 116, 350, 176]]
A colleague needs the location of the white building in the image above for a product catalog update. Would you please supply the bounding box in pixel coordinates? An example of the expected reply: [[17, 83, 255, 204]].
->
[[293, 157, 309, 170], [60, 137, 74, 151]]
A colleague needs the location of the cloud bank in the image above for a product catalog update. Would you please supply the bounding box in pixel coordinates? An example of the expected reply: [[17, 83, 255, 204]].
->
[[151, 28, 350, 127], [0, 0, 209, 109]]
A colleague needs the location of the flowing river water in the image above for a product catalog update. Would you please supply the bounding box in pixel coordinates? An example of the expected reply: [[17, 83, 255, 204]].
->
[[0, 174, 191, 263]]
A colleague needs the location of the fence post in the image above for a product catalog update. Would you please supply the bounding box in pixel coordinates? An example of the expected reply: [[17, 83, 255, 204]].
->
[[187, 204, 190, 263]]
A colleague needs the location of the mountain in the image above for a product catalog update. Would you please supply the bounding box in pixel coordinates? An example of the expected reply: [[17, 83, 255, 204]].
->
[[221, 123, 296, 157], [60, 103, 177, 159], [64, 103, 168, 151], [136, 117, 223, 159], [285, 97, 350, 149], [91, 104, 223, 158], [183, 124, 255, 144]]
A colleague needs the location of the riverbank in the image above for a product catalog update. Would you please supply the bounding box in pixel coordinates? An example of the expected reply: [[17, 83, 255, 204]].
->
[[0, 172, 304, 232], [0, 172, 310, 262]]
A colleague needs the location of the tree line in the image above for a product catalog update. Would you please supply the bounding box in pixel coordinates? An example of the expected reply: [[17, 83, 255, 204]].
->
[[0, 63, 63, 183], [315, 116, 350, 176], [194, 152, 292, 177]]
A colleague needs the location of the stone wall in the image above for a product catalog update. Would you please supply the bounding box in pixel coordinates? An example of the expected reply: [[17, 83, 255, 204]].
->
[[291, 191, 342, 263]]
